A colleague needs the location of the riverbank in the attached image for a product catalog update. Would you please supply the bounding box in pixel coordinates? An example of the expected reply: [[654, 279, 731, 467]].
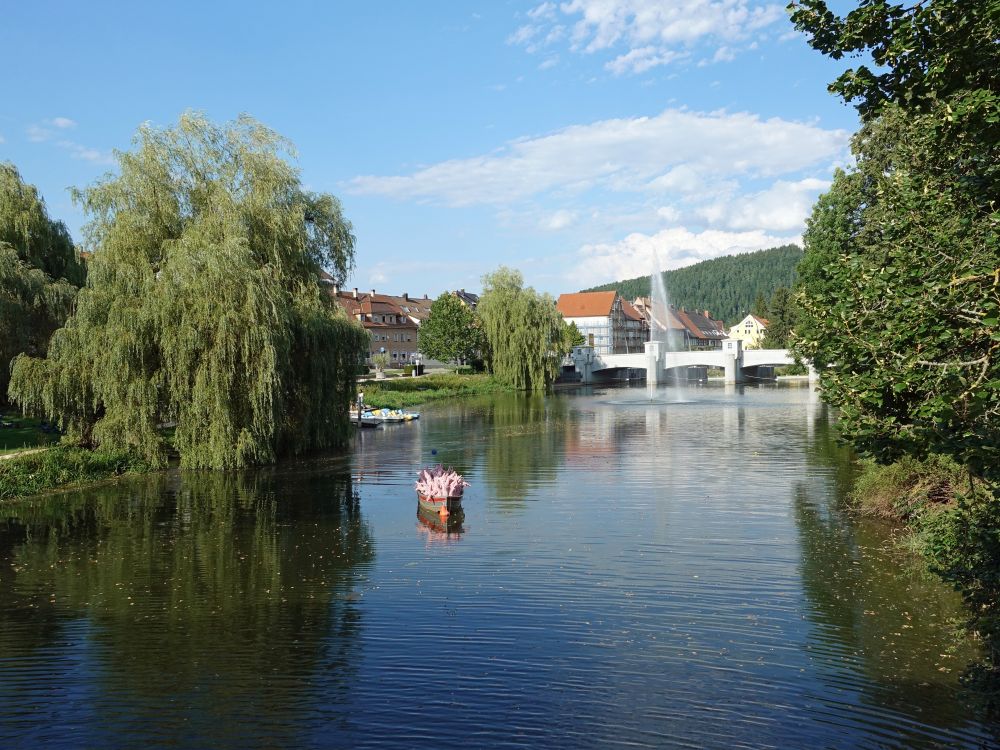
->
[[849, 455, 1000, 701], [359, 373, 514, 409], [0, 446, 149, 501]]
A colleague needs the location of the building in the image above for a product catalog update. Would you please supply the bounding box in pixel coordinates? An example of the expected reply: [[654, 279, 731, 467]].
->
[[621, 299, 649, 353], [556, 291, 628, 355], [631, 297, 727, 350], [331, 288, 420, 365], [727, 314, 769, 348], [673, 308, 728, 350], [452, 289, 480, 309]]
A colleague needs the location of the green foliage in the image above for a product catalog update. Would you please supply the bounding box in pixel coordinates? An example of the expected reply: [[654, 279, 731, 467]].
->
[[360, 373, 513, 409], [8, 113, 369, 469], [562, 320, 585, 349], [851, 453, 974, 520], [371, 353, 390, 372], [760, 286, 796, 348], [417, 292, 484, 363], [794, 107, 999, 479], [793, 0, 1000, 699], [477, 267, 567, 390], [789, 0, 1000, 123], [0, 164, 85, 402], [919, 486, 1000, 700], [583, 244, 802, 325], [0, 446, 149, 500]]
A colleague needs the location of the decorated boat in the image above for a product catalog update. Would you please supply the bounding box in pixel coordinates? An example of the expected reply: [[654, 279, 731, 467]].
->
[[415, 465, 469, 517]]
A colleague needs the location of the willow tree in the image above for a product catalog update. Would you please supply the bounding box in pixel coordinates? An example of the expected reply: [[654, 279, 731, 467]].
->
[[477, 267, 566, 390], [0, 164, 84, 403], [9, 113, 369, 468]]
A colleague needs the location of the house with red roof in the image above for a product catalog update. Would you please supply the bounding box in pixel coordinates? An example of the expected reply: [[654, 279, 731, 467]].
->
[[556, 291, 630, 354]]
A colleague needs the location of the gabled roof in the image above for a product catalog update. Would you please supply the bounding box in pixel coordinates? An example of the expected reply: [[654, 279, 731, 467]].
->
[[620, 299, 645, 322], [557, 291, 617, 318], [675, 308, 727, 340], [453, 289, 480, 308]]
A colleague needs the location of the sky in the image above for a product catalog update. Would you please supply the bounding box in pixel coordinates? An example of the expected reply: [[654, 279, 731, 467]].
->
[[1, 0, 861, 297]]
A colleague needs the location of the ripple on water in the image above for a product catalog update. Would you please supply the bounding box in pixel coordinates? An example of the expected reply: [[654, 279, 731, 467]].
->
[[0, 385, 994, 749]]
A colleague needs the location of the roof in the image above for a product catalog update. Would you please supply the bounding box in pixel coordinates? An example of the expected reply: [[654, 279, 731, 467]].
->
[[453, 289, 480, 308], [557, 291, 617, 318], [331, 291, 418, 327], [675, 308, 727, 340], [620, 299, 645, 322]]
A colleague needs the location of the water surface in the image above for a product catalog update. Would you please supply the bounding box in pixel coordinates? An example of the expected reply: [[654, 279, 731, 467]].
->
[[0, 384, 993, 748]]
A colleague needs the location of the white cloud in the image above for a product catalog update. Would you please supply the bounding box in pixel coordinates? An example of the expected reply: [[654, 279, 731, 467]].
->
[[512, 0, 784, 74], [542, 209, 577, 231], [695, 177, 829, 231], [51, 117, 76, 129], [538, 55, 560, 70], [348, 108, 848, 207], [574, 226, 798, 287]]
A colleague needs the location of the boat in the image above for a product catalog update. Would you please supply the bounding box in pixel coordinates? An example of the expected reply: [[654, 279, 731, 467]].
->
[[368, 408, 419, 423], [417, 492, 464, 516], [415, 465, 470, 517]]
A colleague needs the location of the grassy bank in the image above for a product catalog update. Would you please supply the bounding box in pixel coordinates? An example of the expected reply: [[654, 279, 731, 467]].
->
[[0, 415, 60, 455], [850, 455, 1000, 702], [0, 446, 149, 501], [359, 373, 514, 409]]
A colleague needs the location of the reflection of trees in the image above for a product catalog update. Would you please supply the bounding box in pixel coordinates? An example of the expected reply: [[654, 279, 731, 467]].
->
[[0, 468, 373, 746], [793, 481, 992, 741], [483, 394, 569, 509]]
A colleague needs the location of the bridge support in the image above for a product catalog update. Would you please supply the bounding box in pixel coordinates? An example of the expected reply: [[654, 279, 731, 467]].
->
[[571, 345, 595, 384], [722, 339, 744, 384], [808, 363, 820, 385], [644, 341, 664, 385]]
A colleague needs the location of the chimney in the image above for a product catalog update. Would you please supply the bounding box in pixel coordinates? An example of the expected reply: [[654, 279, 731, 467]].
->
[[461, 288, 465, 293], [704, 310, 709, 317], [333, 285, 339, 295], [424, 293, 428, 299], [352, 288, 358, 298], [403, 292, 409, 301], [371, 289, 376, 297]]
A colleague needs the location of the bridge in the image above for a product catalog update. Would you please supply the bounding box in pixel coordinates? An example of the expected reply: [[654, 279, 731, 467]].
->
[[569, 339, 816, 385]]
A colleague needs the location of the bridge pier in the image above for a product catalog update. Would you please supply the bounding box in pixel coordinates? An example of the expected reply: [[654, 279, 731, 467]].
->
[[644, 341, 663, 385], [571, 345, 595, 384], [722, 339, 745, 384]]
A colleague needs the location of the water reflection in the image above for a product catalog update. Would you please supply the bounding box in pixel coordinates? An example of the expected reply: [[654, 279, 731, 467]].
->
[[0, 468, 373, 748]]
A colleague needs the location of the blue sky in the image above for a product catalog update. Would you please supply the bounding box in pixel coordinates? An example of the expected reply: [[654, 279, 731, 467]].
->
[[1, 1, 859, 297]]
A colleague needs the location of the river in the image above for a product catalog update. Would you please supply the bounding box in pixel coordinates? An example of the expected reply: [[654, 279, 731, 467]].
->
[[0, 383, 995, 748]]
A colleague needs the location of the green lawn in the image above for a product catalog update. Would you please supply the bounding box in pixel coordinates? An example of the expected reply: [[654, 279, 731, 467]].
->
[[0, 416, 59, 455]]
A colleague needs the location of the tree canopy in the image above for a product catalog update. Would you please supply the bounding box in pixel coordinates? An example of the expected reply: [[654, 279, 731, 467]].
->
[[477, 267, 567, 390], [417, 293, 483, 364], [9, 113, 369, 468], [0, 164, 85, 403]]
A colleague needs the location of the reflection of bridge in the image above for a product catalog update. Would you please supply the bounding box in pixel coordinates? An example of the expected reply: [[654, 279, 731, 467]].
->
[[570, 339, 817, 385]]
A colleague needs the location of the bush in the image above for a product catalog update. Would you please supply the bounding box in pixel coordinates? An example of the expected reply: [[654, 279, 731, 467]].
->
[[403, 364, 414, 376], [850, 454, 970, 520], [0, 445, 150, 501], [454, 365, 474, 375]]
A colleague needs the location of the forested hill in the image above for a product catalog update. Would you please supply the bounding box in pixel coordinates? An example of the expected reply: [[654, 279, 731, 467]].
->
[[581, 244, 802, 325]]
